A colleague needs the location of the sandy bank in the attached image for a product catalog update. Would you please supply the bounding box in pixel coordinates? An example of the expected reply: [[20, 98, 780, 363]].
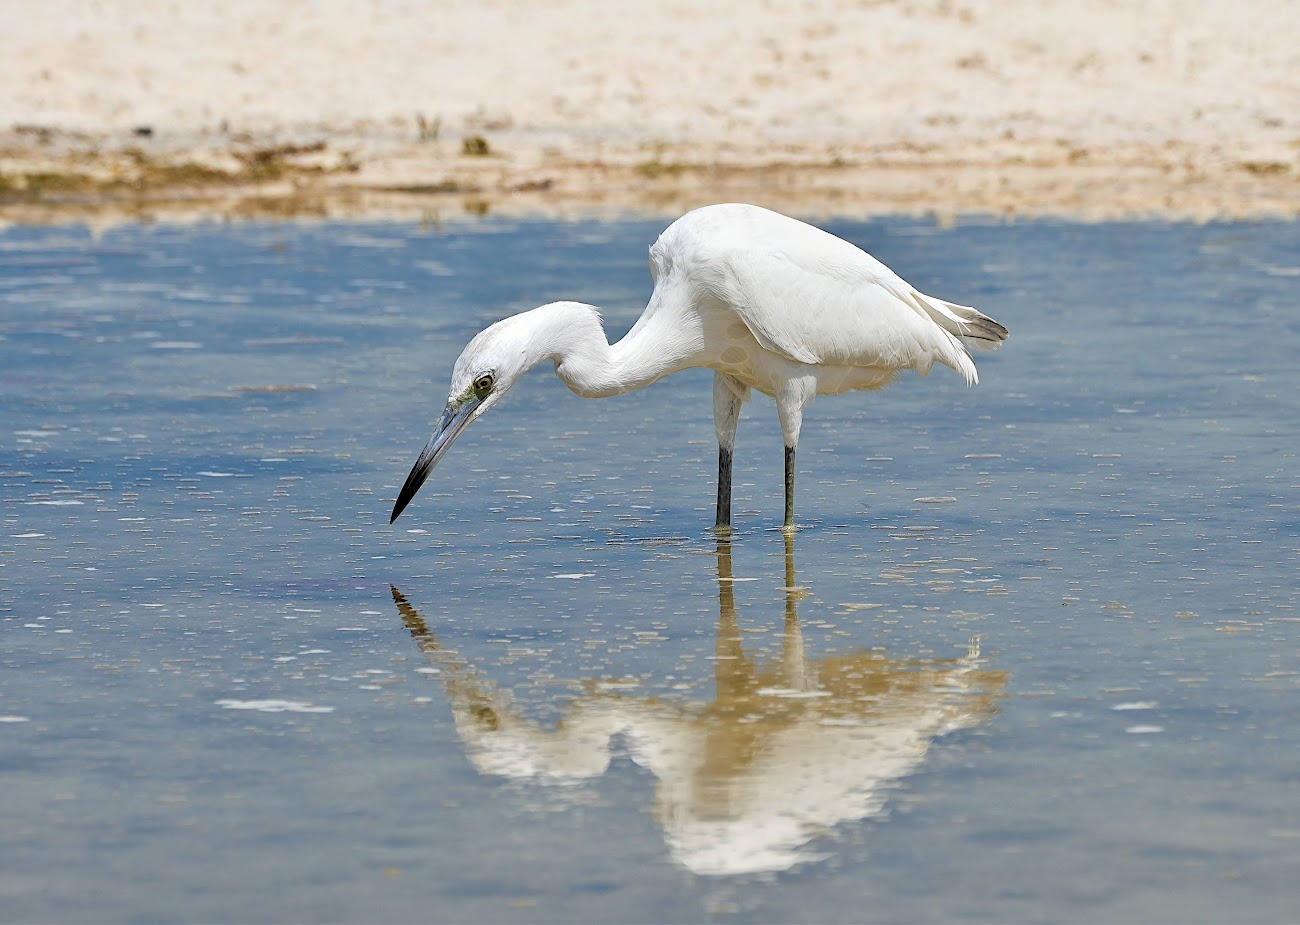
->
[[3, 0, 1298, 223]]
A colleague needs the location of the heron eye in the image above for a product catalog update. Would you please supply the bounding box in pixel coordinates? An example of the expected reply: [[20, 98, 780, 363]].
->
[[472, 373, 495, 396]]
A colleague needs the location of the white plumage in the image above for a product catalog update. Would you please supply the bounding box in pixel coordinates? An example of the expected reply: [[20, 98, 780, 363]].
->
[[391, 203, 1008, 529]]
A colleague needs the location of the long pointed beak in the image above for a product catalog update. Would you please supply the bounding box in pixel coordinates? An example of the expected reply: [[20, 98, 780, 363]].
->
[[390, 396, 482, 523]]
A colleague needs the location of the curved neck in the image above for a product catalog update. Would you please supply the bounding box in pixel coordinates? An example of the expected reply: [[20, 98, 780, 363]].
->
[[523, 301, 693, 399]]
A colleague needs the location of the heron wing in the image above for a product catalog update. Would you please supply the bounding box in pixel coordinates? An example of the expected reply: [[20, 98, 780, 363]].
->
[[719, 235, 998, 385], [653, 204, 1006, 385]]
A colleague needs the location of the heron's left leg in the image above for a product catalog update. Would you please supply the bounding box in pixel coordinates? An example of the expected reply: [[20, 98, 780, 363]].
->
[[712, 373, 749, 529], [776, 376, 816, 532], [784, 445, 796, 529]]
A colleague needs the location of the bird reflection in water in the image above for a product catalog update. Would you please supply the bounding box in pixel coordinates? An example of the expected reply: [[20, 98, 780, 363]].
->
[[391, 538, 1005, 877]]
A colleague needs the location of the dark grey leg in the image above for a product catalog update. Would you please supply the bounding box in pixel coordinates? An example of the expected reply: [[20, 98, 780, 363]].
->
[[712, 373, 747, 531], [784, 445, 795, 530], [715, 445, 733, 529]]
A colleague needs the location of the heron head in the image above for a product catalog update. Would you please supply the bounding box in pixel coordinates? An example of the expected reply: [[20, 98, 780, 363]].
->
[[388, 314, 543, 523]]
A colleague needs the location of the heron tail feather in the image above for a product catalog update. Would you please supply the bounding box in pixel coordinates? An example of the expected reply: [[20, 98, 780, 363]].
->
[[900, 290, 1009, 386], [918, 296, 1009, 352]]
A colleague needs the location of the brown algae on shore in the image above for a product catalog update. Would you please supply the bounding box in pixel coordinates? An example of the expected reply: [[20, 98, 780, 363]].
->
[[2, 125, 1299, 224]]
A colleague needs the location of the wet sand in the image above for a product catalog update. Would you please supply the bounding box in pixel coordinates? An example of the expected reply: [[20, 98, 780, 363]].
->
[[3, 0, 1298, 222]]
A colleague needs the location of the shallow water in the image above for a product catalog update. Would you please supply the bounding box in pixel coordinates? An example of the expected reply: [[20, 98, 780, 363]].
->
[[1, 215, 1296, 923]]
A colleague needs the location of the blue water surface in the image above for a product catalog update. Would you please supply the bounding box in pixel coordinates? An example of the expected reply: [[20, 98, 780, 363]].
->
[[1, 214, 1296, 923]]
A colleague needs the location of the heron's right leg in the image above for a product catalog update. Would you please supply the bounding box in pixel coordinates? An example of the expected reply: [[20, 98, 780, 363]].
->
[[776, 376, 815, 533], [712, 373, 749, 529], [716, 447, 733, 529]]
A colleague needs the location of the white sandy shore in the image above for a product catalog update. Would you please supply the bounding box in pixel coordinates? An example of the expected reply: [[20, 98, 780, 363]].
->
[[3, 0, 1299, 220]]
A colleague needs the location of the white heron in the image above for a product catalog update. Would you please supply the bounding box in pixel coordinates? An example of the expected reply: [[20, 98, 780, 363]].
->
[[390, 203, 1008, 530]]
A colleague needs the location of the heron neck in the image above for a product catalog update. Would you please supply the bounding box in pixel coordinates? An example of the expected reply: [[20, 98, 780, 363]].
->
[[536, 301, 691, 399]]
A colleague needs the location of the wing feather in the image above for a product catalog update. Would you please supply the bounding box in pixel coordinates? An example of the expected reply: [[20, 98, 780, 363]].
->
[[654, 204, 1008, 387], [723, 248, 983, 385]]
